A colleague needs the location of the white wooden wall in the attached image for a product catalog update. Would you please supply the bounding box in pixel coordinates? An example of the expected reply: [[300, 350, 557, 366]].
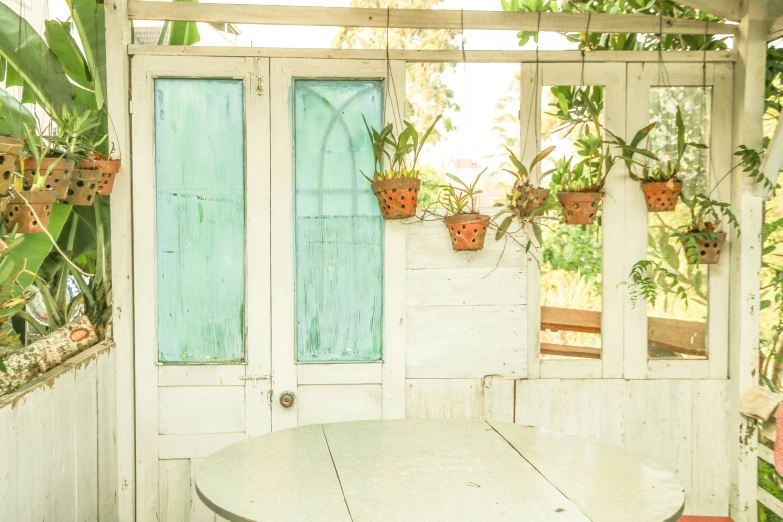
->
[[0, 341, 118, 522]]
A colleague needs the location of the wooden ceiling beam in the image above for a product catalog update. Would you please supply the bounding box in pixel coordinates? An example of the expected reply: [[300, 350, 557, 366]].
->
[[127, 2, 737, 35]]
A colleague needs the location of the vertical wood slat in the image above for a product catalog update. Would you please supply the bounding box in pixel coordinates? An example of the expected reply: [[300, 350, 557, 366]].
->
[[159, 460, 191, 522], [190, 459, 217, 522], [97, 346, 119, 522], [75, 358, 99, 522], [0, 395, 17, 522]]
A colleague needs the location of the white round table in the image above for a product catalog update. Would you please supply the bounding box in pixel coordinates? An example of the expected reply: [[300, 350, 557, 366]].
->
[[196, 420, 685, 522]]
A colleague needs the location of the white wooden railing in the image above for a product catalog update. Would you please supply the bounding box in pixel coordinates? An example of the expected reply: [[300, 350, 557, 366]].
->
[[759, 425, 783, 518], [0, 340, 118, 521]]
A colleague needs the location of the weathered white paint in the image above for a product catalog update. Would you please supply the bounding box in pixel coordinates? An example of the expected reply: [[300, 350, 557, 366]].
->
[[0, 342, 118, 521]]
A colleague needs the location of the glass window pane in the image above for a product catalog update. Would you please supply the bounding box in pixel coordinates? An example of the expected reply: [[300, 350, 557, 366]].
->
[[294, 80, 384, 362], [155, 79, 246, 363], [646, 87, 711, 360], [539, 85, 604, 360]]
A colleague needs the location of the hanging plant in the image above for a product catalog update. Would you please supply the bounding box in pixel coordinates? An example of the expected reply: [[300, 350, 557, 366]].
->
[[503, 145, 557, 219], [439, 170, 490, 252], [552, 133, 615, 225], [675, 192, 738, 265], [362, 115, 441, 220], [607, 108, 707, 212]]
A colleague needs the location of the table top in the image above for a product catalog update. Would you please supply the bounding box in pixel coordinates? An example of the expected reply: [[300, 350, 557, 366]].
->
[[196, 419, 685, 522]]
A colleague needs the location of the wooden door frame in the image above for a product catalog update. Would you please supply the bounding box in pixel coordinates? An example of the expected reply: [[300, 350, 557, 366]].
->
[[269, 58, 407, 431], [130, 55, 271, 520]]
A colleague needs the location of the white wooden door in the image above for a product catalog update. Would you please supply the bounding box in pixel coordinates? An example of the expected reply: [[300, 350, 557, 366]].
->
[[270, 58, 407, 429], [131, 55, 271, 521]]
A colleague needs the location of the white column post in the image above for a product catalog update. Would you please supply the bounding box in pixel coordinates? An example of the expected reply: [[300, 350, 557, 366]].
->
[[729, 1, 768, 520], [104, 0, 135, 520]]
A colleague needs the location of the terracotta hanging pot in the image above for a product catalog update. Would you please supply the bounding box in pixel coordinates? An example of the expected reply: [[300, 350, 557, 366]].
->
[[443, 213, 490, 251], [64, 169, 101, 206], [641, 180, 682, 212], [0, 136, 24, 196], [680, 232, 726, 265], [3, 190, 57, 234], [514, 186, 551, 217], [79, 157, 120, 195], [557, 191, 602, 225], [371, 177, 420, 220], [23, 157, 74, 201]]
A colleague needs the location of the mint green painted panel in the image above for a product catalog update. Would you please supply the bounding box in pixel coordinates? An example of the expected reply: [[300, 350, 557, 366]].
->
[[294, 80, 383, 362], [155, 79, 245, 363]]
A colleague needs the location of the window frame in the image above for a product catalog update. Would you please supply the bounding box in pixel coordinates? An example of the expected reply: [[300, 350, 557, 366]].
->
[[524, 62, 627, 379]]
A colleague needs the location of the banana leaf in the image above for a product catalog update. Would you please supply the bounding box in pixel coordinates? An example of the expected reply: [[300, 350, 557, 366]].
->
[[67, 0, 106, 110], [168, 0, 201, 46], [0, 87, 35, 139], [0, 3, 84, 114], [44, 20, 92, 90], [0, 204, 72, 299]]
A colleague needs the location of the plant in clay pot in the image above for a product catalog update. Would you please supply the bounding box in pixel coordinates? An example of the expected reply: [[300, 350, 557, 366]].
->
[[362, 115, 441, 220], [551, 133, 616, 225], [607, 108, 706, 213], [47, 109, 104, 206], [439, 170, 490, 251], [675, 192, 738, 265], [0, 102, 25, 197], [6, 126, 58, 234], [502, 145, 557, 220]]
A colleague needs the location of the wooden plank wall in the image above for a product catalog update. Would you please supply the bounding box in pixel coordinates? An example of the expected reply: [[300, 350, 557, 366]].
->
[[403, 222, 731, 517], [0, 341, 118, 521]]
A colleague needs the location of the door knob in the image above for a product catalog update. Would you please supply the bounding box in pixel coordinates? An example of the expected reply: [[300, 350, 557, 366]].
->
[[279, 391, 296, 408]]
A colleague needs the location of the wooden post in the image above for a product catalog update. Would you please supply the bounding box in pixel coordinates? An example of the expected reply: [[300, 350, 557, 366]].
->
[[730, 1, 768, 520], [104, 0, 135, 520]]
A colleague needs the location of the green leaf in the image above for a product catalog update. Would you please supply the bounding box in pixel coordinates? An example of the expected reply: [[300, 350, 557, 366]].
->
[[0, 204, 73, 299], [168, 0, 202, 47], [630, 122, 656, 148], [0, 87, 35, 139], [44, 20, 92, 90], [0, 2, 84, 114], [495, 215, 513, 240], [67, 0, 107, 110]]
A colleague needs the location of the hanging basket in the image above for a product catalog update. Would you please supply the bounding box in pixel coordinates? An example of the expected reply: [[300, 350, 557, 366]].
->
[[64, 169, 101, 206], [443, 213, 490, 251], [514, 186, 550, 218], [557, 191, 602, 225], [23, 157, 74, 201], [680, 231, 726, 265], [371, 177, 420, 220], [641, 180, 682, 212], [3, 190, 57, 234], [79, 157, 120, 195], [0, 136, 24, 196]]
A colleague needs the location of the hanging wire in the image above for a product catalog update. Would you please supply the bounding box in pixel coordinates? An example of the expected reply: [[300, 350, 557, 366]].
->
[[580, 11, 591, 88], [458, 9, 475, 179], [520, 12, 541, 166], [384, 7, 404, 131]]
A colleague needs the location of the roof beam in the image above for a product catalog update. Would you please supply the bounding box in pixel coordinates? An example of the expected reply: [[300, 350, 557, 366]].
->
[[676, 0, 741, 21], [127, 2, 737, 35]]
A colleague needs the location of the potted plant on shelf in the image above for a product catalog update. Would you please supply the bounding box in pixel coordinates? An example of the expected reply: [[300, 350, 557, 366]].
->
[[675, 192, 738, 265], [552, 133, 615, 225], [439, 170, 490, 251], [363, 115, 441, 220], [607, 109, 707, 212], [6, 125, 58, 234]]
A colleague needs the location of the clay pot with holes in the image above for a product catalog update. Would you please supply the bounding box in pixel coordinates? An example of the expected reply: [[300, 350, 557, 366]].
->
[[641, 180, 682, 212], [23, 157, 74, 201], [514, 186, 551, 217], [444, 213, 490, 251], [3, 190, 57, 234], [371, 177, 420, 220], [79, 157, 120, 195], [556, 191, 602, 225], [0, 136, 24, 195], [64, 169, 101, 206], [680, 231, 726, 265]]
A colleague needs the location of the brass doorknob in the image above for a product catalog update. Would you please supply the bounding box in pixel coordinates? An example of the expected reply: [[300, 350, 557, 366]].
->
[[279, 391, 296, 408]]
